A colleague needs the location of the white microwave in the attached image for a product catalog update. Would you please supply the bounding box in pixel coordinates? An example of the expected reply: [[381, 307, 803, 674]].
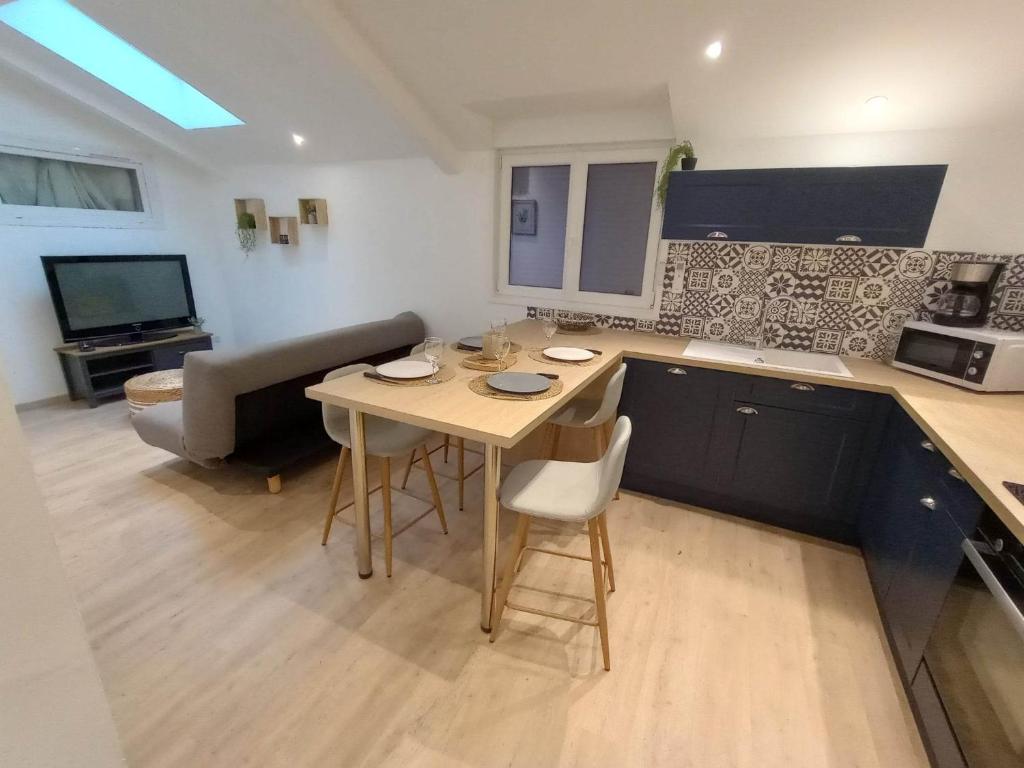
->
[[891, 320, 1024, 391]]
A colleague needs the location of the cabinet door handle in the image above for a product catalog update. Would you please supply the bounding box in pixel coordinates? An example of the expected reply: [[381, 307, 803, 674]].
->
[[835, 234, 863, 243], [666, 367, 687, 375], [948, 467, 965, 482], [736, 406, 758, 416], [920, 440, 936, 452], [790, 382, 815, 391], [919, 496, 937, 510], [706, 231, 729, 240]]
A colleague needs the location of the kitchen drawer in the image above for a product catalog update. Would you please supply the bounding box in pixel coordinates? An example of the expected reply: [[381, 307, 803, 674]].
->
[[152, 338, 212, 370], [734, 376, 879, 420]]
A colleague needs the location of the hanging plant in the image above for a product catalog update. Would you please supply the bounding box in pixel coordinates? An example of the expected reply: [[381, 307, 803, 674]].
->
[[236, 212, 257, 254], [655, 140, 696, 208]]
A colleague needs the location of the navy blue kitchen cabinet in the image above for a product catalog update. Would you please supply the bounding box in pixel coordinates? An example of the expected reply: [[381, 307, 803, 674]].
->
[[860, 407, 985, 681], [618, 359, 884, 543], [619, 359, 735, 504], [661, 165, 947, 247], [711, 402, 870, 543]]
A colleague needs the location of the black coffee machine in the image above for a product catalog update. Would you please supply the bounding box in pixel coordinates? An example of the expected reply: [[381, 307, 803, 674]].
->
[[932, 262, 1004, 327]]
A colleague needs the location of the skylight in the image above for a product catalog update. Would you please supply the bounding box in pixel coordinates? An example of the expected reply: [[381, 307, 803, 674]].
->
[[0, 0, 243, 130]]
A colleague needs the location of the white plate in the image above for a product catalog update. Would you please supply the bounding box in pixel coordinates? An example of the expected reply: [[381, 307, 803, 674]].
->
[[543, 346, 594, 362], [376, 360, 434, 379]]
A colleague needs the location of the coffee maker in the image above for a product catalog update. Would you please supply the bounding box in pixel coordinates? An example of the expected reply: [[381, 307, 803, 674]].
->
[[932, 262, 1004, 327]]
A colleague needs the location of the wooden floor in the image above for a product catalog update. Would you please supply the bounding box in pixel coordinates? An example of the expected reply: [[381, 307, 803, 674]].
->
[[20, 400, 929, 768]]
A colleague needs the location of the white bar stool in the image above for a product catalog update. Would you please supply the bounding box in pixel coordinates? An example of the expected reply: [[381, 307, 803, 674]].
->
[[401, 341, 480, 510], [490, 416, 632, 670], [320, 364, 447, 577]]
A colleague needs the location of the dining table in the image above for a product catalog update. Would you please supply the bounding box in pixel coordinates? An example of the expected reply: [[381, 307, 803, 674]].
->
[[304, 319, 625, 632]]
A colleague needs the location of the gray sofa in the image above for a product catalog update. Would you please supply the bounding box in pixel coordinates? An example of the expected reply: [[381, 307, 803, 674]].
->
[[132, 312, 424, 491]]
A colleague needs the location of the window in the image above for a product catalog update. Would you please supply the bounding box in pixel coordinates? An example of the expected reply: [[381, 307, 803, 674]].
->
[[0, 144, 157, 228], [497, 146, 665, 312]]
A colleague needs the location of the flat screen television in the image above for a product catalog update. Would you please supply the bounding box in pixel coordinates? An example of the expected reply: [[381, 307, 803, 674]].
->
[[42, 254, 196, 343]]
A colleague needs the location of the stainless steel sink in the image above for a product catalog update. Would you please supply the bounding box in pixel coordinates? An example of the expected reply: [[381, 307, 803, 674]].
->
[[681, 340, 853, 378]]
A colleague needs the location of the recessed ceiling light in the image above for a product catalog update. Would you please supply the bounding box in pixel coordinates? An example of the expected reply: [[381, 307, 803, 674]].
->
[[865, 95, 888, 110], [0, 0, 243, 129], [705, 40, 723, 60], [292, 133, 305, 146]]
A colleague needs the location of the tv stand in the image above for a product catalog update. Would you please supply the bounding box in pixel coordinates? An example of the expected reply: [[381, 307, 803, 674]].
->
[[54, 329, 213, 408], [92, 330, 179, 348]]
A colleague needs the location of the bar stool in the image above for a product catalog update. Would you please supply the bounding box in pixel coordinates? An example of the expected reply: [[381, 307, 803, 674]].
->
[[547, 362, 627, 499], [400, 341, 480, 510], [320, 364, 447, 577], [490, 416, 632, 670]]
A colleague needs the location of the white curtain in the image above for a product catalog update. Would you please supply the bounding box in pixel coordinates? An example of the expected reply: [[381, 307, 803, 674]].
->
[[0, 152, 142, 211]]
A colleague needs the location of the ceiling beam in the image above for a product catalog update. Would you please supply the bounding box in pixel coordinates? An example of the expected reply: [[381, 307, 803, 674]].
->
[[297, 0, 463, 174]]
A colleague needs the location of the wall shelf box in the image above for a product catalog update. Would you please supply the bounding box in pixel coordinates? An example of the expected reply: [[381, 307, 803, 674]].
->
[[233, 198, 267, 230], [298, 198, 328, 226], [268, 216, 299, 245]]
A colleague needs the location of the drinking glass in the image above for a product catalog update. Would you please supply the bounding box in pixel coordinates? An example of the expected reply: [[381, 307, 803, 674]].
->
[[424, 336, 444, 383], [494, 334, 512, 372], [490, 318, 508, 337], [542, 317, 558, 344]]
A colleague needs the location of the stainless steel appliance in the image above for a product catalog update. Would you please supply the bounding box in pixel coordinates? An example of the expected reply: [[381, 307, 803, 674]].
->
[[892, 320, 1024, 392], [933, 262, 1004, 327], [919, 510, 1024, 767]]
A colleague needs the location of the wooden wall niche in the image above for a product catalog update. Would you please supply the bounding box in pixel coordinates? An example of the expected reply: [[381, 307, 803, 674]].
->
[[234, 198, 267, 230], [268, 216, 299, 245], [298, 198, 329, 226]]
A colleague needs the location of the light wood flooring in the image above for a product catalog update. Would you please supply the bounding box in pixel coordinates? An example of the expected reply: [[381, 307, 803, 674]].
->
[[20, 400, 929, 768]]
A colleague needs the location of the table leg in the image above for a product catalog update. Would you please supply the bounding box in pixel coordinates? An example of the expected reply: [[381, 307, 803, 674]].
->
[[481, 443, 502, 632], [349, 409, 373, 578]]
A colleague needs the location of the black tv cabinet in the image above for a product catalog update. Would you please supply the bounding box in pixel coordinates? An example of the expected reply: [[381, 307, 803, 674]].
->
[[54, 330, 213, 408]]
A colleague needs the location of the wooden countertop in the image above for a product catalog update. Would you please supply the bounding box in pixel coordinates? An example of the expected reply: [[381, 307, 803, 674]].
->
[[306, 320, 1024, 542]]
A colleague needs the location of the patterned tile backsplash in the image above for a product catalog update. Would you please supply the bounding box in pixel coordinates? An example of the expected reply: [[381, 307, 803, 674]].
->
[[527, 241, 1024, 360]]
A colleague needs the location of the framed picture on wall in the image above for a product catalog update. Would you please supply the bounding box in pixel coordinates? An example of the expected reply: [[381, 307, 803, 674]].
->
[[511, 199, 537, 235]]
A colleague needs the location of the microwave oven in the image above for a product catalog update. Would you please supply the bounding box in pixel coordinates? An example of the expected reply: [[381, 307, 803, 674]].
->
[[891, 320, 1024, 391]]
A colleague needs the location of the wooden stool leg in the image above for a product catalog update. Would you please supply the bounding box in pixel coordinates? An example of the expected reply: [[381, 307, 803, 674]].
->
[[549, 424, 562, 460], [381, 457, 393, 577], [457, 436, 465, 511], [490, 513, 531, 643], [321, 446, 348, 545], [267, 474, 282, 494], [513, 515, 532, 574], [400, 451, 416, 489], [443, 433, 450, 463], [421, 445, 448, 534], [588, 519, 611, 671], [597, 511, 615, 593]]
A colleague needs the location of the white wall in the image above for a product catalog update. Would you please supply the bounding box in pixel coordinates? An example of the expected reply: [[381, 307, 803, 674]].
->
[[0, 357, 125, 767], [689, 125, 1024, 254], [0, 67, 236, 405], [216, 152, 512, 347]]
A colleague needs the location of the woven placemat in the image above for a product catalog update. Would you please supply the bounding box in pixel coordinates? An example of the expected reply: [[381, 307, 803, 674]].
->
[[450, 341, 523, 354], [460, 353, 519, 372], [527, 349, 601, 367], [556, 325, 601, 336], [367, 365, 456, 387], [468, 374, 564, 401]]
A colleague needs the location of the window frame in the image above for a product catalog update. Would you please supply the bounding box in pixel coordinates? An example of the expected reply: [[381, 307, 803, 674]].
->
[[0, 139, 159, 229], [495, 144, 667, 314]]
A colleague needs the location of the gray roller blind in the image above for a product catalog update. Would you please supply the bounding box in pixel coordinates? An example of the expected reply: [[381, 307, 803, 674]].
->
[[578, 162, 656, 296]]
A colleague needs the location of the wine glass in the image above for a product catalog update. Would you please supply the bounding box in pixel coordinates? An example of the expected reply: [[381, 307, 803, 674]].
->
[[542, 317, 558, 346], [423, 336, 444, 383], [494, 334, 512, 372], [490, 318, 508, 337]]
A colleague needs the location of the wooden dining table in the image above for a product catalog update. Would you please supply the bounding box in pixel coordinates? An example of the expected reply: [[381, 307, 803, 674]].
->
[[304, 319, 626, 631]]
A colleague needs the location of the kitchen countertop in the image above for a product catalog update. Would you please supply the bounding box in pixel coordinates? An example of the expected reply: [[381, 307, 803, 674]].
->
[[578, 324, 1024, 543]]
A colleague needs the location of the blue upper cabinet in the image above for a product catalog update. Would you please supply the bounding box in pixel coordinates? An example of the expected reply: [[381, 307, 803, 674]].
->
[[661, 165, 947, 247]]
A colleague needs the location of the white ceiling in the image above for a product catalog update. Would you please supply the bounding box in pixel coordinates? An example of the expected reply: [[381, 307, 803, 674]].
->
[[1, 0, 1022, 167]]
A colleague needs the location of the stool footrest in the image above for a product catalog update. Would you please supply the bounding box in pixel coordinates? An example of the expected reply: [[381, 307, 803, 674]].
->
[[504, 600, 599, 627]]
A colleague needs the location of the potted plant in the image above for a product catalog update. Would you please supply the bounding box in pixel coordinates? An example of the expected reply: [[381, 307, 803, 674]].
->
[[236, 211, 258, 254], [656, 140, 697, 208]]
